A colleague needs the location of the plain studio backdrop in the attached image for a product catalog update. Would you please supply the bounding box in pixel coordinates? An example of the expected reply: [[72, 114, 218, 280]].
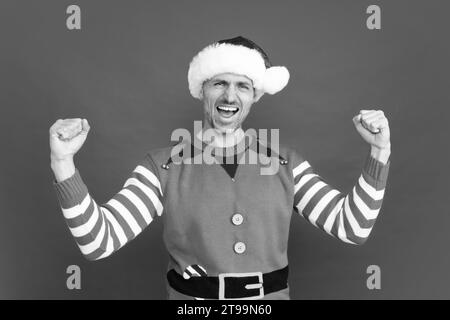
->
[[0, 0, 449, 299]]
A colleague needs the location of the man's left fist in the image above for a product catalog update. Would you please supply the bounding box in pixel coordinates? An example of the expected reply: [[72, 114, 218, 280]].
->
[[352, 109, 391, 150]]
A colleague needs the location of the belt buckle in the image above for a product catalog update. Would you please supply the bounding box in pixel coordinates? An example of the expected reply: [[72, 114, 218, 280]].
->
[[218, 271, 264, 300]]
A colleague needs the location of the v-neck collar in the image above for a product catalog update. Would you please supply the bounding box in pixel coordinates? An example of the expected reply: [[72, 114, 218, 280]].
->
[[190, 130, 258, 180]]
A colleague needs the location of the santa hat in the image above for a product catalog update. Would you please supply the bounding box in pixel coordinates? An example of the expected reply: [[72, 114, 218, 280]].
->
[[188, 36, 290, 100]]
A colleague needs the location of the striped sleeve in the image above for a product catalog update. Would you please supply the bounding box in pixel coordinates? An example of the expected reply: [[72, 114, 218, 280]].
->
[[292, 151, 390, 245], [53, 154, 163, 260]]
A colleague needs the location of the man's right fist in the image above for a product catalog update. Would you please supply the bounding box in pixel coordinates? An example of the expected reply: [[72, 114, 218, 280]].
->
[[49, 118, 90, 161]]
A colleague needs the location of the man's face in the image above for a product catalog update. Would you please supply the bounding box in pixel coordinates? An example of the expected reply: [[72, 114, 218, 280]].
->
[[201, 73, 259, 134]]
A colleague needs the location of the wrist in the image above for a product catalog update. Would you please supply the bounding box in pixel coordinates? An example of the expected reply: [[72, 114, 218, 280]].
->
[[50, 155, 75, 182], [370, 144, 391, 165], [50, 152, 74, 163]]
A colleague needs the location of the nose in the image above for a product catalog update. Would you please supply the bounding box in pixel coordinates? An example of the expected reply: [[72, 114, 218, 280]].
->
[[223, 85, 238, 104]]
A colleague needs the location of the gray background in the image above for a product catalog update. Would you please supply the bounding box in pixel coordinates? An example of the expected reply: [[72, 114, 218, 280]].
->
[[0, 0, 448, 299]]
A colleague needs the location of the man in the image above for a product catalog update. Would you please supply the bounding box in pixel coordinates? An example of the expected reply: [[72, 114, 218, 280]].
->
[[49, 36, 391, 300]]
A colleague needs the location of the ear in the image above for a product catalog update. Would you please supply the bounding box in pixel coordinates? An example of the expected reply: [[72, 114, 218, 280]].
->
[[253, 89, 264, 103]]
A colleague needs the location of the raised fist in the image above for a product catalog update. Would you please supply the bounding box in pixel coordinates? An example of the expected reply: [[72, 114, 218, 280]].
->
[[352, 110, 391, 150], [49, 118, 90, 161]]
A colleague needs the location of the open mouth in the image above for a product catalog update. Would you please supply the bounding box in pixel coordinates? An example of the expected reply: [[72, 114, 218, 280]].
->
[[216, 105, 239, 118]]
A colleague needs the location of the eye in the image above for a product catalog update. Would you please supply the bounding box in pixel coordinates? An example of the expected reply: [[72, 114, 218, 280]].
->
[[239, 83, 250, 90], [214, 81, 225, 87]]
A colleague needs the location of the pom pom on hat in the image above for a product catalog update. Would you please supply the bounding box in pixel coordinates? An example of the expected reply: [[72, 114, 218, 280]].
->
[[263, 66, 290, 95]]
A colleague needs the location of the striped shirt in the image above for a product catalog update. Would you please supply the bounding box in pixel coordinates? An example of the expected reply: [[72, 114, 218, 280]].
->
[[293, 156, 386, 245], [55, 155, 163, 261]]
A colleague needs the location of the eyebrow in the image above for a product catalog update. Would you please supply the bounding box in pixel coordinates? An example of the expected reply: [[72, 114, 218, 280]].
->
[[212, 79, 252, 86]]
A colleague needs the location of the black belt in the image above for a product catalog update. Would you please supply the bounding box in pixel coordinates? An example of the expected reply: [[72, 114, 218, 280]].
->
[[167, 266, 288, 299]]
